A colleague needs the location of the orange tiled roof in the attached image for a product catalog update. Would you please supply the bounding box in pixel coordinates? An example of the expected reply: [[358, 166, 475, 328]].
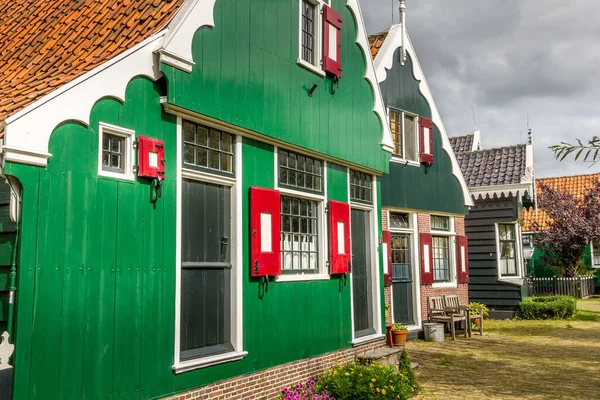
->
[[0, 0, 185, 124], [368, 30, 389, 60], [522, 173, 600, 232]]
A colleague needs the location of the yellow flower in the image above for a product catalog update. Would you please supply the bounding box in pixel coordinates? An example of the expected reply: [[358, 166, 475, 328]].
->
[[391, 386, 395, 391], [370, 383, 374, 388], [359, 373, 363, 377], [382, 389, 387, 395], [376, 387, 381, 393], [371, 378, 376, 382], [345, 372, 350, 376]]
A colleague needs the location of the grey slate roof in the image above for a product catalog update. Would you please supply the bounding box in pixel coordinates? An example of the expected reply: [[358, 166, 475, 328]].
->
[[455, 145, 527, 187], [449, 135, 474, 153]]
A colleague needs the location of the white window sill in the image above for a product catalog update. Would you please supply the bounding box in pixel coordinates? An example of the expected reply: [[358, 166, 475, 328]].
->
[[498, 277, 524, 286], [352, 333, 385, 347], [276, 273, 331, 283], [173, 351, 248, 374], [432, 282, 457, 289], [390, 157, 420, 167], [98, 170, 135, 181], [297, 58, 326, 77]]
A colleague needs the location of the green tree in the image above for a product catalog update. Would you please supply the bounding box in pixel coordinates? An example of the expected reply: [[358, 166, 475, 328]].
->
[[550, 137, 600, 162]]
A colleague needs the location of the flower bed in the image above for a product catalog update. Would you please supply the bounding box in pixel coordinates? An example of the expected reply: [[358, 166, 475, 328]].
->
[[277, 350, 418, 400]]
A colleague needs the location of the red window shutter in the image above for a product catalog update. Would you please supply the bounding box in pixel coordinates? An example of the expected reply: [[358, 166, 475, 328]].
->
[[456, 235, 469, 284], [323, 6, 342, 78], [329, 200, 351, 274], [420, 233, 434, 285], [250, 187, 281, 277], [137, 136, 165, 179], [419, 117, 434, 164], [382, 230, 392, 287]]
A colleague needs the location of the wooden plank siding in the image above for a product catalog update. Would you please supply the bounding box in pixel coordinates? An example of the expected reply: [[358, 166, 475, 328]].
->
[[465, 196, 525, 310]]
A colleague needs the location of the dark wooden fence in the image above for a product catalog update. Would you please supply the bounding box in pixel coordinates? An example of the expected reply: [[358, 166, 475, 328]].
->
[[527, 276, 595, 299]]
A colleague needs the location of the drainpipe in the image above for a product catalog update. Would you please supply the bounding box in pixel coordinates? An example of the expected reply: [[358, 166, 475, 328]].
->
[[5, 178, 20, 343], [399, 0, 407, 65]]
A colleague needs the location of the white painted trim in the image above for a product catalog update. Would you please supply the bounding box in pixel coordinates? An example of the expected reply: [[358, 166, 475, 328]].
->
[[345, 0, 394, 153], [173, 117, 244, 372], [470, 182, 534, 201], [97, 122, 135, 181], [1, 145, 52, 167], [173, 351, 248, 374], [297, 58, 327, 77], [372, 24, 473, 207], [411, 213, 422, 327], [3, 33, 165, 167], [432, 282, 458, 289], [389, 157, 420, 168], [155, 0, 218, 73], [495, 222, 525, 280], [351, 333, 385, 346], [276, 274, 331, 282]]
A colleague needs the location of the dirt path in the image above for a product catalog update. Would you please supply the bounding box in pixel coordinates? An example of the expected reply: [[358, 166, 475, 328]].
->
[[406, 299, 600, 399]]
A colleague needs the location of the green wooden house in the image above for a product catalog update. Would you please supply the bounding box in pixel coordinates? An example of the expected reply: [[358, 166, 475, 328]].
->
[[368, 4, 474, 335], [0, 0, 394, 398]]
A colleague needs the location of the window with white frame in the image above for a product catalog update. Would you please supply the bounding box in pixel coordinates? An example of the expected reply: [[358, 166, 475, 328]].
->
[[278, 149, 324, 275], [498, 224, 518, 276], [298, 0, 329, 72], [350, 169, 372, 204], [183, 120, 234, 175], [593, 241, 600, 268], [388, 109, 418, 162], [431, 215, 455, 284], [98, 122, 134, 180]]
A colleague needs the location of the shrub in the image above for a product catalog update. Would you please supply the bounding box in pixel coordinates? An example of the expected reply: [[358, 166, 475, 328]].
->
[[277, 379, 334, 400], [519, 296, 577, 320], [315, 350, 418, 400], [469, 302, 489, 319]]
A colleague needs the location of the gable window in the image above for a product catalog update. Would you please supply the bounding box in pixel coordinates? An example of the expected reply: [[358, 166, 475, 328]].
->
[[183, 120, 234, 175], [350, 170, 372, 204], [498, 224, 518, 276], [388, 109, 418, 162], [301, 1, 317, 65], [98, 122, 134, 181], [297, 0, 333, 76]]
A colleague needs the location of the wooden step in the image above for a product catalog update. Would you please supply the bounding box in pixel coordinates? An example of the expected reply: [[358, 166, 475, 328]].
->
[[356, 347, 404, 367]]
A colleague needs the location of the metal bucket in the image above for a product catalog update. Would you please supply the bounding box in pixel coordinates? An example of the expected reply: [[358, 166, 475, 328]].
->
[[423, 323, 445, 342]]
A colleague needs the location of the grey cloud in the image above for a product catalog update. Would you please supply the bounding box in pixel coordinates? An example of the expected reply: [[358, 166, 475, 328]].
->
[[360, 0, 600, 178]]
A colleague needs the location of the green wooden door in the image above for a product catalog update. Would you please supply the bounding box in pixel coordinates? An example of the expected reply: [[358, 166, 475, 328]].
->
[[351, 209, 375, 338], [391, 234, 415, 325]]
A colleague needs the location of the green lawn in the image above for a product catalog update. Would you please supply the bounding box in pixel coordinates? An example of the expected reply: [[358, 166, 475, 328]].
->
[[406, 299, 600, 399]]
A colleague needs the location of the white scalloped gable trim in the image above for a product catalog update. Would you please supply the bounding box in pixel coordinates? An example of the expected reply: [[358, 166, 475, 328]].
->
[[373, 24, 473, 208], [346, 0, 394, 154]]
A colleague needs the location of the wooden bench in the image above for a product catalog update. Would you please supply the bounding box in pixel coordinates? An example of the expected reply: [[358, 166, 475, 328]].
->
[[444, 294, 484, 337], [427, 296, 467, 341]]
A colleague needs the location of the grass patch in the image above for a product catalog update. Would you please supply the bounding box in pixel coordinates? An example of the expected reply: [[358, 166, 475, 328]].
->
[[407, 299, 600, 399]]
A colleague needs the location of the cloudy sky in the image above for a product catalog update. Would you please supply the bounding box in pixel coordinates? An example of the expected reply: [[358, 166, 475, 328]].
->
[[362, 0, 600, 178]]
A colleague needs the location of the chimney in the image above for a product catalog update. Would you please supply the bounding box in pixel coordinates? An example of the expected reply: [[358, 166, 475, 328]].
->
[[399, 0, 407, 65]]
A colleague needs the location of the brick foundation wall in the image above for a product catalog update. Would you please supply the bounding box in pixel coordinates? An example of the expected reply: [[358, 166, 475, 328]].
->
[[162, 340, 386, 400]]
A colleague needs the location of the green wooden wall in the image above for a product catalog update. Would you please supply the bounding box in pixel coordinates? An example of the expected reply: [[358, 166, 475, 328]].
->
[[161, 0, 390, 173], [378, 50, 466, 214]]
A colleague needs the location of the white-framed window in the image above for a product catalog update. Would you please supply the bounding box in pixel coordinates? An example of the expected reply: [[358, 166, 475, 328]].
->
[[388, 108, 418, 164], [276, 147, 328, 280], [496, 222, 524, 279], [592, 241, 600, 268], [97, 122, 135, 181], [174, 117, 246, 373], [349, 169, 373, 204], [298, 0, 329, 76], [431, 215, 456, 286]]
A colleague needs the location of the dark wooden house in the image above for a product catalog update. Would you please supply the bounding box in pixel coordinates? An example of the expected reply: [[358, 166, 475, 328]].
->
[[451, 133, 535, 318]]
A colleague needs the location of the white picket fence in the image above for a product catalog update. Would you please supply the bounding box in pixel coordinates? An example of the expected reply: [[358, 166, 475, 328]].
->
[[527, 276, 595, 298]]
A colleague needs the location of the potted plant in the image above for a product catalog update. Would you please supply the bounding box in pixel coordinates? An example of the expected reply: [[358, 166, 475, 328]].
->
[[469, 302, 489, 325], [390, 322, 408, 347]]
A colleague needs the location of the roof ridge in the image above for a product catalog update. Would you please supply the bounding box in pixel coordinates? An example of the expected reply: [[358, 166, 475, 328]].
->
[[537, 172, 600, 181]]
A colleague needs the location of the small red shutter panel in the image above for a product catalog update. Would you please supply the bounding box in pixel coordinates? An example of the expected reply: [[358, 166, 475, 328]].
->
[[329, 200, 351, 274], [323, 6, 342, 78], [419, 117, 434, 164], [420, 233, 434, 285], [250, 187, 281, 277], [382, 231, 392, 287], [456, 235, 469, 283]]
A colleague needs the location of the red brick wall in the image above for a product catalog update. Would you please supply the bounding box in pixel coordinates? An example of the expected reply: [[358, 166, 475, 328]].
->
[[455, 216, 465, 236], [384, 286, 392, 324], [162, 340, 386, 400], [382, 209, 389, 231]]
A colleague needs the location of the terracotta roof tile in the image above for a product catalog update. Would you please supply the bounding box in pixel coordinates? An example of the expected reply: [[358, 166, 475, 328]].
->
[[368, 30, 389, 60], [522, 173, 600, 232], [0, 0, 185, 124]]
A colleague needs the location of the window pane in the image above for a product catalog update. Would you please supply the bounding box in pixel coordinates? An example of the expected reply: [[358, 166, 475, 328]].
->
[[184, 144, 196, 165], [404, 115, 417, 161], [209, 150, 220, 170], [280, 195, 319, 273], [221, 134, 233, 153], [197, 126, 208, 146], [221, 154, 233, 173], [102, 136, 110, 151], [431, 215, 450, 231], [183, 122, 196, 143], [197, 147, 208, 167]]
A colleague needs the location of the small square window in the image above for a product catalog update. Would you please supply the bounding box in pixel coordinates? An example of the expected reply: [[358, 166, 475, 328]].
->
[[350, 170, 372, 204], [431, 215, 450, 231], [98, 123, 135, 181]]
